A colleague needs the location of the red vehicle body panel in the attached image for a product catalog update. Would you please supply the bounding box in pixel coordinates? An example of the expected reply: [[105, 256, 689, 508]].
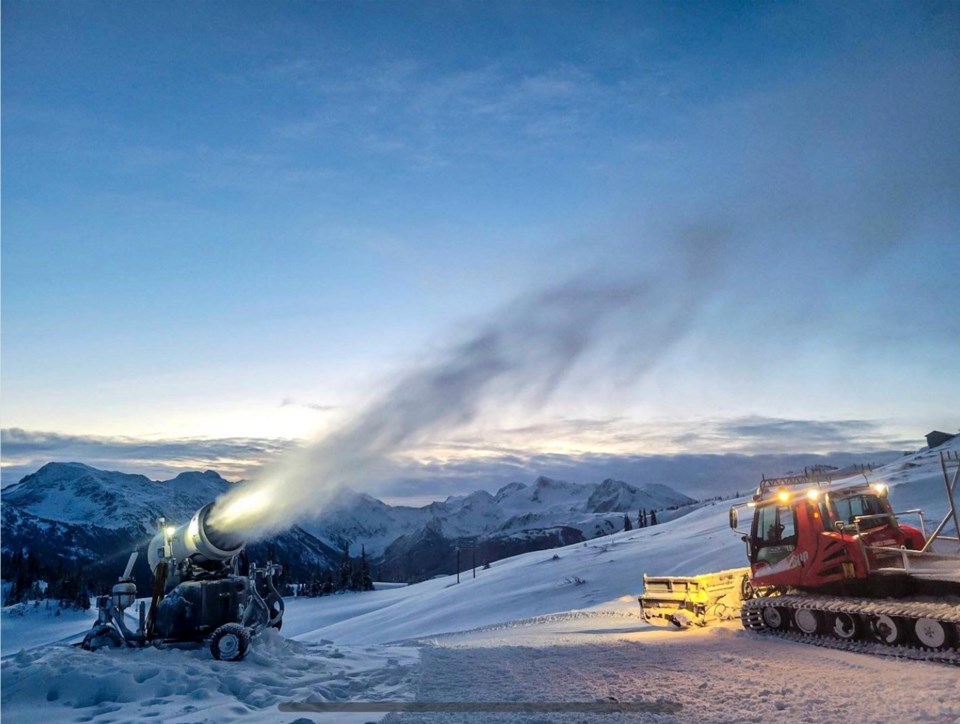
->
[[748, 486, 925, 590]]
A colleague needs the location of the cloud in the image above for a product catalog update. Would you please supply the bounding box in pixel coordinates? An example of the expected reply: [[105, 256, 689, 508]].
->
[[408, 415, 915, 460], [279, 397, 337, 412], [0, 428, 298, 487], [2, 409, 919, 500], [712, 418, 889, 448], [263, 56, 649, 168], [375, 415, 918, 500], [376, 448, 911, 504]]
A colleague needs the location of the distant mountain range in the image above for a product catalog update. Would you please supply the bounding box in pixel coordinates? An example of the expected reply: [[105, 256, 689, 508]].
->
[[305, 476, 696, 579], [1, 462, 698, 588]]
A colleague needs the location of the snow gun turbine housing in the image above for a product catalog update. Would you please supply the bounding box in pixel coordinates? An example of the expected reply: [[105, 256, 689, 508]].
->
[[147, 502, 245, 571]]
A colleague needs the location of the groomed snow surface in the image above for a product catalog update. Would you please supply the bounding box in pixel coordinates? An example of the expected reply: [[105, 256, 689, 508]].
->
[[3, 440, 959, 722]]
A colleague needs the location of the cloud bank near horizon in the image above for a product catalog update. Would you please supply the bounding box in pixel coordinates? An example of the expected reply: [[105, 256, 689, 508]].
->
[[1, 419, 925, 499], [0, 428, 298, 487]]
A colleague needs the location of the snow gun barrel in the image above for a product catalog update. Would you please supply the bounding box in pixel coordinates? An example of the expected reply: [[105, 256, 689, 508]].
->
[[147, 502, 245, 571]]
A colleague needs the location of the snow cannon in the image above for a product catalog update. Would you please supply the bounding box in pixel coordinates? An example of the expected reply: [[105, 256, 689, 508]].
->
[[146, 502, 245, 572], [82, 501, 284, 661]]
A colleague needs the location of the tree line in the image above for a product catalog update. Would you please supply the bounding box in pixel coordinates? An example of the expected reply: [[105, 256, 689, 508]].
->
[[1, 542, 376, 608], [296, 544, 374, 597], [2, 547, 92, 611], [623, 507, 659, 531]]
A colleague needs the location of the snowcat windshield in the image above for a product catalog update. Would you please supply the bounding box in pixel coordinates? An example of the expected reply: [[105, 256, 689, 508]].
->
[[830, 494, 890, 531]]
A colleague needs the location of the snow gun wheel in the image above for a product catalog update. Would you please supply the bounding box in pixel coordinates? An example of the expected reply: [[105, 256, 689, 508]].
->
[[913, 618, 955, 651], [761, 605, 789, 630], [829, 612, 862, 641], [869, 614, 909, 646], [792, 608, 823, 636], [82, 625, 124, 651], [210, 623, 251, 661]]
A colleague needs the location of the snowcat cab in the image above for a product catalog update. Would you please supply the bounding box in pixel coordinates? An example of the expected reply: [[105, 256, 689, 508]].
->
[[730, 471, 926, 594]]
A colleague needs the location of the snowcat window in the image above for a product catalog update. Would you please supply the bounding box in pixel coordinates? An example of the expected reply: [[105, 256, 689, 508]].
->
[[819, 498, 833, 523], [832, 495, 888, 531], [752, 504, 797, 565]]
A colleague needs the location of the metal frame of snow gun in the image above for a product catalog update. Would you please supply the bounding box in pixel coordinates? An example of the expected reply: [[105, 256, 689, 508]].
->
[[638, 568, 751, 628], [80, 503, 284, 661]]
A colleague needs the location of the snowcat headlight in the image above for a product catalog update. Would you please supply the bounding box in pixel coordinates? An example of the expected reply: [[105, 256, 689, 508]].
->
[[164, 526, 176, 537], [806, 489, 820, 501], [872, 483, 887, 496], [777, 490, 791, 504]]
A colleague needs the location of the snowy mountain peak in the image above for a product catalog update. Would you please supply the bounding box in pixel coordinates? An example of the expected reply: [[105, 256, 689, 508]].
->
[[169, 469, 226, 483], [6, 462, 149, 495], [528, 476, 591, 505], [494, 482, 527, 502], [531, 476, 583, 492], [2, 462, 228, 530], [587, 478, 694, 514], [34, 461, 99, 476], [461, 489, 495, 507], [165, 470, 230, 495], [327, 487, 386, 512]]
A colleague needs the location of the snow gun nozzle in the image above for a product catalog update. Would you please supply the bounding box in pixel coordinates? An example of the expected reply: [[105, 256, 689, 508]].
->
[[147, 502, 246, 572]]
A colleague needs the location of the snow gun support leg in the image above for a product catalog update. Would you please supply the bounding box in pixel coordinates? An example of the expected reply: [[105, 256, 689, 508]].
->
[[239, 562, 285, 634], [83, 552, 147, 650]]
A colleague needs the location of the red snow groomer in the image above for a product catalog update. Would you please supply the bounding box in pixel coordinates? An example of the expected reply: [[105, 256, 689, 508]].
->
[[734, 469, 925, 593], [640, 452, 960, 660]]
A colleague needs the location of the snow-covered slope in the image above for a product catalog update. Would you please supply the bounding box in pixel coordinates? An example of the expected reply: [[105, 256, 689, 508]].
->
[[286, 499, 741, 645]]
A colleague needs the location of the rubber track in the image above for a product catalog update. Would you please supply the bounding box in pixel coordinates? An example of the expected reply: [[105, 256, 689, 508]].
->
[[742, 595, 960, 666]]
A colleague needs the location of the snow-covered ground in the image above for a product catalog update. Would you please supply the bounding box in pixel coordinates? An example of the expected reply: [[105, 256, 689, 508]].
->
[[3, 440, 959, 722]]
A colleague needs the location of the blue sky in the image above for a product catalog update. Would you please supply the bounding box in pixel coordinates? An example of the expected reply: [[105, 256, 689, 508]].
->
[[3, 1, 958, 498]]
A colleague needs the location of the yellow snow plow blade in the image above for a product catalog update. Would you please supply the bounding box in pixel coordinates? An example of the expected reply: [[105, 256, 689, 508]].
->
[[639, 567, 750, 628]]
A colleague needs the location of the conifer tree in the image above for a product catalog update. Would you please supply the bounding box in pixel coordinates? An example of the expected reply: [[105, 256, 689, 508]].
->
[[338, 545, 352, 591], [359, 545, 374, 591], [309, 568, 322, 597]]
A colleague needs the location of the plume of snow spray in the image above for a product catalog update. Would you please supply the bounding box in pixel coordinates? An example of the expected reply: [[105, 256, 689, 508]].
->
[[207, 265, 713, 541]]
